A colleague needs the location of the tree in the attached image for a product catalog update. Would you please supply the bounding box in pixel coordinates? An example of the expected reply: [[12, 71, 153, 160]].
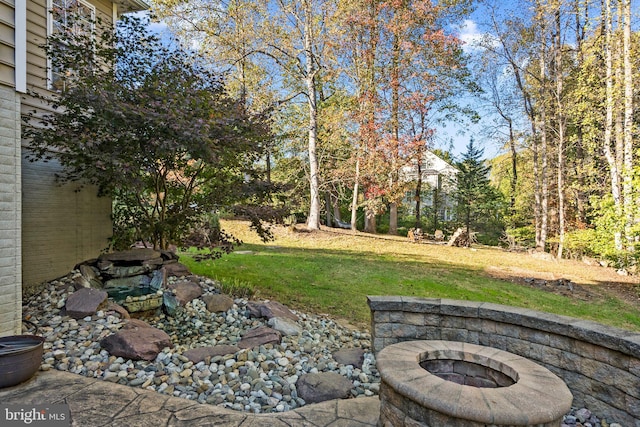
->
[[455, 139, 502, 245], [155, 0, 339, 231], [376, 0, 473, 235], [23, 14, 277, 251], [337, 0, 473, 234], [475, 3, 550, 250], [474, 54, 521, 225]]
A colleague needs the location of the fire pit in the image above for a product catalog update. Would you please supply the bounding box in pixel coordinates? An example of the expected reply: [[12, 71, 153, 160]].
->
[[377, 340, 573, 427]]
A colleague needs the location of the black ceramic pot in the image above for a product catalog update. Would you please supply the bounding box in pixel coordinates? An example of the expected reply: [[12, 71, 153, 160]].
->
[[0, 335, 45, 388]]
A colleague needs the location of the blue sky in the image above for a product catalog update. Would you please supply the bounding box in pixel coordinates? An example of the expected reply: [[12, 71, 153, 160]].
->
[[431, 19, 498, 161]]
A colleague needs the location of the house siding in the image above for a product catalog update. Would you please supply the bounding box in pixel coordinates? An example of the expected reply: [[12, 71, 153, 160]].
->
[[0, 0, 22, 337], [21, 158, 112, 291], [21, 0, 113, 291], [0, 0, 16, 88], [0, 0, 147, 335], [0, 85, 22, 337], [399, 151, 458, 221]]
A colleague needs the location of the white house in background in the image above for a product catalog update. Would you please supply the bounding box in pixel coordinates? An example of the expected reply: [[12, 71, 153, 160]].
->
[[399, 150, 458, 221], [0, 0, 148, 337]]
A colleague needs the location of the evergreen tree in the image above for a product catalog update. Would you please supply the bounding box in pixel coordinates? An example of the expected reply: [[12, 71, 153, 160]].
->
[[455, 139, 503, 246]]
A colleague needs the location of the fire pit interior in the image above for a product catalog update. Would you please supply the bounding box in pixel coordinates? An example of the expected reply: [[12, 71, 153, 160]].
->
[[377, 340, 573, 427], [419, 350, 516, 388]]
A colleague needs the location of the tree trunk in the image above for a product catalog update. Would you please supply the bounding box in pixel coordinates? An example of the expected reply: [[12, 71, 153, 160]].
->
[[364, 210, 377, 233], [388, 31, 400, 236], [304, 3, 321, 231], [351, 157, 360, 231], [432, 177, 440, 232], [265, 149, 271, 184], [389, 203, 398, 235], [332, 194, 342, 223], [508, 117, 517, 220], [465, 208, 471, 248], [554, 4, 566, 260], [573, 0, 587, 225], [325, 191, 331, 226], [505, 37, 538, 246], [622, 0, 634, 251], [414, 161, 423, 228], [603, 0, 623, 251], [539, 42, 549, 252]]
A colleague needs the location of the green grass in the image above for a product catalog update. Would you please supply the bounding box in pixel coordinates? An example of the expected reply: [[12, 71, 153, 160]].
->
[[180, 221, 640, 331]]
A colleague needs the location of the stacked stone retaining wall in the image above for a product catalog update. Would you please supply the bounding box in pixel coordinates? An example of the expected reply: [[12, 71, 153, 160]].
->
[[368, 296, 640, 426]]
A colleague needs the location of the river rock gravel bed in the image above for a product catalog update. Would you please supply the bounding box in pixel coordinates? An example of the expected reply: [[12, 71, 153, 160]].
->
[[23, 273, 379, 414], [22, 272, 620, 424]]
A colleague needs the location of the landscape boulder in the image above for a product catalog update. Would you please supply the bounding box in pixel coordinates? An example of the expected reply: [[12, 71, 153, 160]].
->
[[333, 348, 365, 369], [268, 317, 302, 336], [162, 262, 191, 277], [237, 326, 282, 349], [100, 320, 172, 361], [296, 372, 353, 404], [120, 318, 152, 330], [77, 265, 102, 288], [65, 288, 108, 319], [106, 301, 130, 320], [183, 345, 240, 363], [202, 294, 234, 313], [167, 280, 202, 306], [247, 301, 299, 321]]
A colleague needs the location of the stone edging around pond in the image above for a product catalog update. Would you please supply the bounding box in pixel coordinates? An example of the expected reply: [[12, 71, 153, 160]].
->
[[367, 296, 640, 427]]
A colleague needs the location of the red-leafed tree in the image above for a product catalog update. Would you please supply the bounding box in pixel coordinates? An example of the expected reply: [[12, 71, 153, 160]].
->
[[23, 14, 278, 251], [340, 0, 474, 233], [338, 0, 384, 232]]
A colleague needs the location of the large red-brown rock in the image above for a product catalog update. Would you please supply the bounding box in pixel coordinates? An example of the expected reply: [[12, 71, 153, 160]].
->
[[247, 301, 299, 321], [121, 318, 152, 330], [100, 321, 171, 361], [237, 326, 282, 349], [162, 262, 191, 277], [167, 280, 202, 306], [65, 288, 108, 319], [106, 301, 130, 320]]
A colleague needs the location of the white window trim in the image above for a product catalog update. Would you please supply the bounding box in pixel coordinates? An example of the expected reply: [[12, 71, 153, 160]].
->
[[46, 0, 96, 91], [16, 2, 27, 93]]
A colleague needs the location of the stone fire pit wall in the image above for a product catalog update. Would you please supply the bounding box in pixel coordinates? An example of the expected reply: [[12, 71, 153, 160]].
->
[[367, 296, 640, 427]]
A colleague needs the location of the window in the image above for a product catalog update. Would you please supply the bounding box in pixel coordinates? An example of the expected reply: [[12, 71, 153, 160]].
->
[[48, 0, 95, 91]]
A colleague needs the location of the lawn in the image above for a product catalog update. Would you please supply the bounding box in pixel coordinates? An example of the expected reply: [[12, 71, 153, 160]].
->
[[179, 220, 640, 332]]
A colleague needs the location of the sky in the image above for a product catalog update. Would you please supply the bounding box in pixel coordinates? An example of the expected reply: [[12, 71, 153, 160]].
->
[[427, 19, 498, 161], [437, 17, 506, 161]]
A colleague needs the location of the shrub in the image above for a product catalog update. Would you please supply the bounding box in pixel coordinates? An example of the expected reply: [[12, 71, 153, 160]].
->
[[502, 226, 536, 250], [562, 229, 599, 259], [25, 14, 277, 251], [217, 278, 256, 299]]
